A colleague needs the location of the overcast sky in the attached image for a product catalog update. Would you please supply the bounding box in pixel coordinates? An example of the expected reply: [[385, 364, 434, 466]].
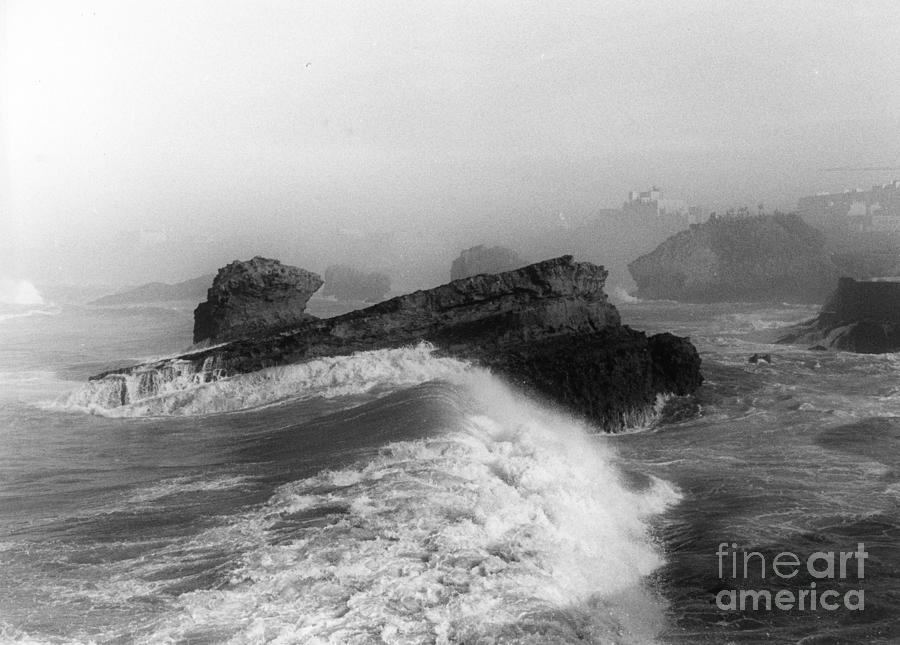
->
[[3, 0, 900, 286]]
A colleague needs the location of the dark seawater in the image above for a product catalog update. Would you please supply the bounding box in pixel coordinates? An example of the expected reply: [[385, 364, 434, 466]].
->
[[1, 295, 898, 643], [614, 301, 900, 644]]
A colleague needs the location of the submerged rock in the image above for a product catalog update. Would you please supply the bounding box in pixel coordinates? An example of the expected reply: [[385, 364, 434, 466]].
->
[[90, 256, 703, 431], [193, 257, 323, 344], [450, 245, 525, 281], [777, 277, 900, 353]]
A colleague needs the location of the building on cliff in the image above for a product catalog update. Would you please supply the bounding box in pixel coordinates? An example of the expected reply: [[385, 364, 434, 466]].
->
[[797, 180, 900, 231], [623, 187, 704, 223]]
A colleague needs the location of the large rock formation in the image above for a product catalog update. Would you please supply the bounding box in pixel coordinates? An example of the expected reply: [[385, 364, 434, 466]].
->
[[89, 275, 214, 306], [450, 245, 525, 281], [193, 257, 323, 344], [628, 213, 843, 303], [777, 277, 900, 353], [86, 256, 703, 431], [322, 265, 391, 302]]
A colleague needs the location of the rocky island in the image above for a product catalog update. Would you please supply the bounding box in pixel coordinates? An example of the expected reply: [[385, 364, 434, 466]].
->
[[777, 277, 900, 353], [82, 256, 703, 431], [628, 213, 899, 303]]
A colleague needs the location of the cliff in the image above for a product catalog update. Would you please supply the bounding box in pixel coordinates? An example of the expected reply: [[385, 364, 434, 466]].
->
[[85, 256, 703, 431], [450, 245, 525, 281], [193, 257, 323, 344], [777, 277, 900, 353]]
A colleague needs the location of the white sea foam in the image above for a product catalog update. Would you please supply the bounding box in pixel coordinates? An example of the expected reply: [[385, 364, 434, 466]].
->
[[61, 343, 471, 417], [140, 370, 677, 644], [713, 310, 812, 334], [126, 474, 254, 505]]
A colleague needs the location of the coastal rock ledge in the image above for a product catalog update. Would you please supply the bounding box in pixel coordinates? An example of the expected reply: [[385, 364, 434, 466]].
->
[[777, 277, 900, 353], [86, 256, 703, 431]]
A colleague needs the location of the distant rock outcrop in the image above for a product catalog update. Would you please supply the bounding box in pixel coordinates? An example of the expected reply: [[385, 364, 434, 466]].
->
[[628, 214, 844, 303], [777, 277, 900, 353], [193, 257, 323, 344], [89, 275, 214, 306], [322, 265, 391, 302], [87, 256, 703, 431], [450, 245, 525, 281]]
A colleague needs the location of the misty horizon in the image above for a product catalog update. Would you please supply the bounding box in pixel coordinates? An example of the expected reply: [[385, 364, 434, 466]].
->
[[3, 0, 900, 287]]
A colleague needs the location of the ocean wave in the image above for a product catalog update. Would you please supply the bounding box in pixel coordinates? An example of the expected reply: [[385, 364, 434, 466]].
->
[[0, 306, 61, 324], [712, 310, 812, 334], [140, 371, 677, 644], [60, 343, 471, 417]]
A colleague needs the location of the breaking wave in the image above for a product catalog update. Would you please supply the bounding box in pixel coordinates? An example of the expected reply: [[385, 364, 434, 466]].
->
[[610, 286, 642, 304], [61, 343, 471, 417], [137, 370, 676, 644]]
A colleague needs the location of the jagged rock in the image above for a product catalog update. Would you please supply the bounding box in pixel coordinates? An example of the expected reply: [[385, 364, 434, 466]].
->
[[777, 277, 900, 353], [322, 265, 391, 302], [90, 256, 703, 431], [193, 257, 323, 344], [487, 328, 703, 430], [450, 245, 525, 281]]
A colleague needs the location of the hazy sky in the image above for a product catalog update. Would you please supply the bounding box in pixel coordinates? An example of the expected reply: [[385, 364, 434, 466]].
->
[[3, 0, 900, 286]]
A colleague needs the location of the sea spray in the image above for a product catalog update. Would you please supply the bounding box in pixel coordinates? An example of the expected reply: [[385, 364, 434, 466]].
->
[[142, 369, 677, 644], [0, 278, 44, 306]]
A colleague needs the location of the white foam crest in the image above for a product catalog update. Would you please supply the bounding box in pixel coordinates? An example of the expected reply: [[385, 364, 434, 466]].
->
[[143, 370, 677, 644], [0, 307, 60, 324], [126, 474, 254, 505], [61, 342, 471, 417], [714, 310, 810, 334], [0, 622, 97, 645]]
